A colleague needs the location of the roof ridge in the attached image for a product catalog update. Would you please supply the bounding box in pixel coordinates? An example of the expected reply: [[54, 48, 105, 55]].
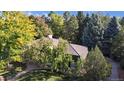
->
[[69, 43, 80, 57]]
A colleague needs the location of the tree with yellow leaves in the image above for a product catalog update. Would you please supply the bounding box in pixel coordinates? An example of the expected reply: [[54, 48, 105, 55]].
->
[[0, 12, 36, 64]]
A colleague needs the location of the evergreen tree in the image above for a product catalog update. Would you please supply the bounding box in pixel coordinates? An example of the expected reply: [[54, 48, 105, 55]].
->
[[77, 11, 85, 44], [48, 11, 56, 16], [103, 16, 120, 56], [120, 17, 124, 29], [100, 15, 110, 29], [84, 46, 111, 80], [111, 30, 124, 61], [104, 16, 120, 40], [81, 14, 104, 49], [63, 11, 71, 21]]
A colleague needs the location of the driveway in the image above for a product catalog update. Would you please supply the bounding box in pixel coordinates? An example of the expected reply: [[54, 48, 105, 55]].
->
[[107, 58, 119, 81]]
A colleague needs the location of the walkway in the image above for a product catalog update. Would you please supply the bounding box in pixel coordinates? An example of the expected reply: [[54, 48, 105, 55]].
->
[[107, 58, 119, 81], [8, 63, 39, 81]]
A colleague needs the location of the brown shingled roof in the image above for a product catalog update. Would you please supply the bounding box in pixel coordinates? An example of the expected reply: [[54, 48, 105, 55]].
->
[[69, 44, 88, 60], [50, 38, 88, 60], [30, 38, 88, 60]]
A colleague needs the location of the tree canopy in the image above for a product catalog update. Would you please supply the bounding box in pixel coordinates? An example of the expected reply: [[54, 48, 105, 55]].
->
[[29, 16, 52, 38], [1, 11, 123, 81], [81, 14, 104, 49], [0, 12, 36, 63], [48, 12, 64, 38]]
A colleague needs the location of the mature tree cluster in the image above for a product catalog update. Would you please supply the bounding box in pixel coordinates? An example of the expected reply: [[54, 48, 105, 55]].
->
[[1, 11, 124, 80], [81, 14, 104, 50]]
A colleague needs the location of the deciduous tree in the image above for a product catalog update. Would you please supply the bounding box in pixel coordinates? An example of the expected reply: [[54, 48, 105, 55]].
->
[[48, 12, 64, 38], [63, 15, 79, 43], [0, 12, 36, 63]]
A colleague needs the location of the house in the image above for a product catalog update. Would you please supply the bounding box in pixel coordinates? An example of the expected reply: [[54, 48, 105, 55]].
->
[[47, 35, 88, 60], [8, 35, 88, 71], [31, 34, 88, 60]]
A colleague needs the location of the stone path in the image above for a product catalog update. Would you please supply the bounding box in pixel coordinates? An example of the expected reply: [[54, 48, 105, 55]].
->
[[107, 58, 119, 81]]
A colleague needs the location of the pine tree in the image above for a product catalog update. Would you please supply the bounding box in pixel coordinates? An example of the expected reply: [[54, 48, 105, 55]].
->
[[63, 11, 71, 21], [81, 14, 104, 50], [120, 17, 124, 29], [103, 16, 120, 56], [84, 46, 111, 80], [111, 30, 124, 61], [104, 16, 120, 40], [77, 11, 85, 44]]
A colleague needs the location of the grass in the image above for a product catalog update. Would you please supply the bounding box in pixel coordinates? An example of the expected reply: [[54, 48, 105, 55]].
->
[[17, 70, 64, 81]]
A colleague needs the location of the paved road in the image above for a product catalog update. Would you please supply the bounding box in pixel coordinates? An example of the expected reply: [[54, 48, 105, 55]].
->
[[107, 58, 119, 81]]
